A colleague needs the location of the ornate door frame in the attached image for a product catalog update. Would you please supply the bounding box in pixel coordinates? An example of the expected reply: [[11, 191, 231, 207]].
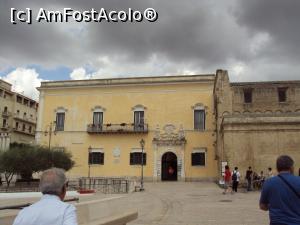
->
[[152, 124, 186, 181]]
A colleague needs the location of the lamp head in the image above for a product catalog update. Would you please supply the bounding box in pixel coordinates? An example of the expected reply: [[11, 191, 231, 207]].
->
[[140, 139, 145, 148]]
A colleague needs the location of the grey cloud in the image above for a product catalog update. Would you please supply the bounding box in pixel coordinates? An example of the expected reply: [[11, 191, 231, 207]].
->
[[233, 0, 300, 63], [0, 0, 299, 81], [0, 0, 89, 68]]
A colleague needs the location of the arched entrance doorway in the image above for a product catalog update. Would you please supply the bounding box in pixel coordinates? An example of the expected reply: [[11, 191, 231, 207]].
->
[[161, 152, 177, 181]]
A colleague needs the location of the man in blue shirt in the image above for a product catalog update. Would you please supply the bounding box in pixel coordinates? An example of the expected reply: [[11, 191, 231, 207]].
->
[[13, 168, 78, 225], [260, 155, 300, 225]]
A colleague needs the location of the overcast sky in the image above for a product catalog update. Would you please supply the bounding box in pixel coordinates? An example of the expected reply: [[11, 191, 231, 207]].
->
[[0, 0, 299, 100]]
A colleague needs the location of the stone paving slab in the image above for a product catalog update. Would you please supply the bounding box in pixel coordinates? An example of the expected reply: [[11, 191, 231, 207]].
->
[[0, 182, 269, 225], [123, 182, 269, 225]]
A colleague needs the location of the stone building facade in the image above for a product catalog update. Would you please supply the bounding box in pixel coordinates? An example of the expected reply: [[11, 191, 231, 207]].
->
[[0, 79, 38, 150], [214, 70, 300, 176], [36, 75, 217, 181], [34, 70, 300, 180]]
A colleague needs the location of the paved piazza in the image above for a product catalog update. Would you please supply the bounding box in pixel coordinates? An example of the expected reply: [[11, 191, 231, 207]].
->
[[0, 182, 269, 225], [125, 182, 269, 225]]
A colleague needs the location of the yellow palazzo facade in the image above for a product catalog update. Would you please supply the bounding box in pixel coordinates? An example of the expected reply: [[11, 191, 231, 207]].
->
[[36, 74, 218, 181]]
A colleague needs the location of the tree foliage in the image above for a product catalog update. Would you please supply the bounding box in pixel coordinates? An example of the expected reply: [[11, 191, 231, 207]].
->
[[0, 143, 75, 185]]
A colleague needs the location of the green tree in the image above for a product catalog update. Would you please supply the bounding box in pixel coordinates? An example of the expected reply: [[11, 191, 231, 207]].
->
[[0, 146, 22, 187], [0, 143, 75, 186]]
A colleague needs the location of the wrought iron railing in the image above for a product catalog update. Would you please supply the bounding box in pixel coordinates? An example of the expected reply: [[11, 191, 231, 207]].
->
[[87, 123, 148, 134], [79, 177, 133, 194]]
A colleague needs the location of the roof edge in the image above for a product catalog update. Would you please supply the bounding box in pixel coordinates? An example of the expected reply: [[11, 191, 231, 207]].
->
[[39, 74, 216, 89]]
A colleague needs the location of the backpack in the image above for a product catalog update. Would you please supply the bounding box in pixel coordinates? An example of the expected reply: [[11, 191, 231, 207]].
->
[[232, 172, 237, 181]]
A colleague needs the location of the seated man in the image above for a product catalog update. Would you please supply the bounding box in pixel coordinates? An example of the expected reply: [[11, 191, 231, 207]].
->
[[13, 168, 78, 225]]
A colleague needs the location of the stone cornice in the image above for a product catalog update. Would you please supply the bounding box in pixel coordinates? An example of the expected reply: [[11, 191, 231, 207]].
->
[[38, 74, 215, 90], [222, 114, 300, 126], [231, 80, 300, 87]]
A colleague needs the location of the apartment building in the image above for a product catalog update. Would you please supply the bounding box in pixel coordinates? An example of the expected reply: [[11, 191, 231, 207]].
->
[[0, 79, 38, 150]]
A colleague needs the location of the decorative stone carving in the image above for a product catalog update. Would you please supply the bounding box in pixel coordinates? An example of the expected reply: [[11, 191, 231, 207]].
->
[[91, 106, 106, 112], [131, 104, 147, 111], [191, 103, 208, 110], [178, 124, 185, 140], [164, 124, 175, 136], [177, 158, 182, 177], [156, 159, 161, 178], [154, 124, 160, 140], [113, 147, 121, 157], [54, 106, 68, 112], [153, 124, 186, 146]]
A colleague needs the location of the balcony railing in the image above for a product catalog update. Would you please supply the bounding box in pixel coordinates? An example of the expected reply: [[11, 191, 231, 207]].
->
[[13, 114, 36, 124], [87, 123, 148, 134], [13, 127, 35, 136], [2, 111, 11, 117], [1, 124, 9, 130]]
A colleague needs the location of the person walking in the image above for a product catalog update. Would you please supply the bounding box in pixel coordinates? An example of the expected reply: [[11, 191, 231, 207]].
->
[[223, 165, 231, 194], [260, 155, 300, 225], [259, 171, 265, 189], [13, 168, 78, 225], [266, 167, 274, 179], [246, 166, 253, 191], [231, 167, 240, 193]]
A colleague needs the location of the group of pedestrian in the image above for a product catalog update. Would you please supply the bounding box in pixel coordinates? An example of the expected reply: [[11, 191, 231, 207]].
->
[[246, 167, 274, 191], [223, 165, 274, 194], [223, 165, 240, 194], [223, 155, 300, 224]]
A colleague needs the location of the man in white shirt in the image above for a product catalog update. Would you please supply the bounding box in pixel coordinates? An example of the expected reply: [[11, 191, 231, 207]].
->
[[13, 168, 78, 225]]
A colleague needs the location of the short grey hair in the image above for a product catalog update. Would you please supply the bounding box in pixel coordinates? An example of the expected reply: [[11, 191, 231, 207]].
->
[[39, 168, 67, 195]]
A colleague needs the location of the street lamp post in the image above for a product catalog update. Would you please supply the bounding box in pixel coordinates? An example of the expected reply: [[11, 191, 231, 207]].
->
[[140, 139, 145, 191], [44, 122, 56, 166], [88, 146, 92, 178]]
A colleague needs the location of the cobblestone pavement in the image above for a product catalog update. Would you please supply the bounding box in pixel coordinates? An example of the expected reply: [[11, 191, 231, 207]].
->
[[124, 182, 269, 225], [0, 182, 269, 225]]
